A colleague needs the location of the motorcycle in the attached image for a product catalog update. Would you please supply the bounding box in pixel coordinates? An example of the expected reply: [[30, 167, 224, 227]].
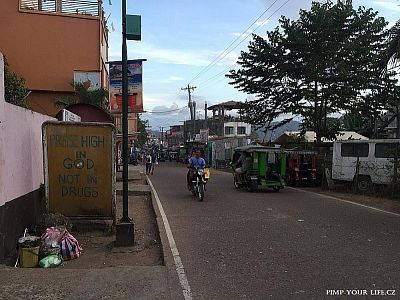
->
[[189, 166, 210, 201]]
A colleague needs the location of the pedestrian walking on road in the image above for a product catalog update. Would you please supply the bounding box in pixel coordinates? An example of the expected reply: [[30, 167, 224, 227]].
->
[[151, 151, 158, 175], [145, 152, 152, 175]]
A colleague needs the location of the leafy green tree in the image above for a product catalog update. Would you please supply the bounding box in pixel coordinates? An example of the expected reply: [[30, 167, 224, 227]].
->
[[54, 82, 109, 110], [4, 58, 28, 108], [381, 19, 400, 74], [341, 112, 369, 132], [136, 114, 148, 148], [228, 1, 395, 143]]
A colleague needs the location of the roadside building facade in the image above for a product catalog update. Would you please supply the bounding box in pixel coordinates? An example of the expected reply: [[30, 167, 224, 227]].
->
[[166, 125, 185, 149], [183, 101, 252, 167], [0, 0, 109, 116]]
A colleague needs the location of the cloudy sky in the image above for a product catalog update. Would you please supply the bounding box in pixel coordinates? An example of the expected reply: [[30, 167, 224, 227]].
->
[[104, 0, 400, 129]]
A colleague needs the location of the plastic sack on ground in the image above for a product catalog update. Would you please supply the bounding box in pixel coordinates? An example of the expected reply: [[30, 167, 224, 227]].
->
[[60, 230, 82, 261], [39, 255, 62, 268], [40, 227, 65, 257]]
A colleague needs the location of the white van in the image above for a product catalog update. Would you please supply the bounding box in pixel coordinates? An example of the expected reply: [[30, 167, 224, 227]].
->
[[332, 139, 400, 191]]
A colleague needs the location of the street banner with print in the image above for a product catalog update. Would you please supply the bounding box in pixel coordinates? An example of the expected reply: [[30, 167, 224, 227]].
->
[[109, 60, 143, 113]]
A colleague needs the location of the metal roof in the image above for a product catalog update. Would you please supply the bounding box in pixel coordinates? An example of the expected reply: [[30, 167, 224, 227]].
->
[[286, 150, 317, 155], [234, 145, 284, 153], [207, 101, 244, 110], [335, 139, 400, 143]]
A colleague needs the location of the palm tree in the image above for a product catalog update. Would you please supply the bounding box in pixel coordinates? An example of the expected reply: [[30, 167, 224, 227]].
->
[[54, 82, 109, 111]]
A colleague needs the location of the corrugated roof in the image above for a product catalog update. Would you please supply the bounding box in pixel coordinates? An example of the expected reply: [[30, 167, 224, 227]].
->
[[207, 101, 244, 110], [274, 131, 368, 142]]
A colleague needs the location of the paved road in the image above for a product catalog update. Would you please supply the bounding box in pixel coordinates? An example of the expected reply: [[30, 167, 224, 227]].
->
[[150, 162, 400, 300]]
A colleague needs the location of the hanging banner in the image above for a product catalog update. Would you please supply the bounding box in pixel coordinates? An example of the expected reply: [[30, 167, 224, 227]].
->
[[108, 60, 144, 113]]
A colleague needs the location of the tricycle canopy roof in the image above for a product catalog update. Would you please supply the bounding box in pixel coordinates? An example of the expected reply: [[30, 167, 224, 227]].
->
[[234, 145, 284, 153], [286, 149, 317, 155]]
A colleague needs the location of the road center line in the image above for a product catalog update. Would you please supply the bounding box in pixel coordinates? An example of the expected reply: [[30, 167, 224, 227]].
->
[[288, 187, 400, 217], [147, 176, 193, 300]]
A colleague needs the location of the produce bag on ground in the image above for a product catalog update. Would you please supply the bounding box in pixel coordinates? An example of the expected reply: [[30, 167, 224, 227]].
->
[[40, 227, 65, 257], [39, 255, 62, 268], [59, 230, 82, 261]]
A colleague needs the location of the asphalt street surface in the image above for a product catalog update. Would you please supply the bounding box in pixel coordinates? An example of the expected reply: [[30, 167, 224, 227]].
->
[[150, 162, 400, 300]]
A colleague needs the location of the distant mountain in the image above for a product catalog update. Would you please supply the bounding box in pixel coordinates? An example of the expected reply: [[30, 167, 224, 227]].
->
[[255, 120, 301, 141], [152, 130, 162, 139]]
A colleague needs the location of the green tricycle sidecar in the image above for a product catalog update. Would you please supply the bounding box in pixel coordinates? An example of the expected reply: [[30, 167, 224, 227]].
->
[[231, 146, 287, 192]]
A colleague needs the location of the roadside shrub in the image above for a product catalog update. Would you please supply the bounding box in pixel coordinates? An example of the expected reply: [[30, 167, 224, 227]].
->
[[3, 57, 28, 108]]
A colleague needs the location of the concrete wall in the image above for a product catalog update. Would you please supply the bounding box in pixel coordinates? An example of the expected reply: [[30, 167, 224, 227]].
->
[[223, 122, 252, 137], [0, 53, 56, 206], [0, 52, 56, 260]]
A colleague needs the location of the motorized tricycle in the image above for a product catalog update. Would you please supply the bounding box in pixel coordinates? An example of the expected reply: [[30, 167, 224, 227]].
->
[[231, 146, 287, 192], [285, 150, 317, 187]]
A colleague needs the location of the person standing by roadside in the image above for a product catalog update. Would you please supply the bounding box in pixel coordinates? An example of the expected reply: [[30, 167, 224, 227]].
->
[[150, 150, 158, 175], [145, 152, 152, 175]]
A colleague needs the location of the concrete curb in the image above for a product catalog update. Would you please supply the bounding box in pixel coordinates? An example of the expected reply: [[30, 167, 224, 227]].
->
[[146, 175, 184, 300], [115, 189, 151, 196]]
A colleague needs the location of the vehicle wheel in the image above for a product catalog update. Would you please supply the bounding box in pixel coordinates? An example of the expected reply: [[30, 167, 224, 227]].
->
[[272, 186, 281, 192], [198, 184, 204, 201], [286, 175, 292, 187], [355, 176, 372, 193], [191, 186, 197, 196], [247, 180, 257, 192], [234, 175, 241, 189]]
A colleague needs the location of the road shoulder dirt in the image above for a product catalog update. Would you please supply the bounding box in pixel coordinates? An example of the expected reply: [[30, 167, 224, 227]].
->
[[298, 187, 400, 215]]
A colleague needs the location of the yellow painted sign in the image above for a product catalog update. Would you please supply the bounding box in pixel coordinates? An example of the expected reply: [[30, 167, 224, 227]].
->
[[43, 122, 115, 218]]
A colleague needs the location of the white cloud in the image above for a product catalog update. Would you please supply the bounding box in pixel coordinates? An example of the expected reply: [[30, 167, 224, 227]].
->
[[142, 101, 191, 129], [230, 30, 253, 38], [169, 76, 183, 81], [216, 52, 239, 66], [255, 20, 269, 27], [142, 93, 183, 109], [107, 31, 238, 67], [373, 0, 400, 12]]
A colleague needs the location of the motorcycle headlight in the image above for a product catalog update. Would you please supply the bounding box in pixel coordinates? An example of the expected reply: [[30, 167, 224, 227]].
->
[[197, 169, 204, 176]]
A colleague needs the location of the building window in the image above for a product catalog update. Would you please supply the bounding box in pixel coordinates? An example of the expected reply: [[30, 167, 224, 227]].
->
[[375, 143, 400, 158], [20, 0, 100, 17], [341, 143, 369, 157], [237, 126, 246, 135], [225, 126, 234, 135]]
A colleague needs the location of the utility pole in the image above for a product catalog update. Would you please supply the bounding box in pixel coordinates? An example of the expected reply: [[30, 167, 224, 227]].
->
[[116, 0, 134, 247], [193, 100, 196, 139], [181, 84, 196, 140], [204, 101, 208, 129], [181, 84, 196, 120], [121, 0, 129, 223], [396, 106, 400, 139], [160, 126, 164, 148]]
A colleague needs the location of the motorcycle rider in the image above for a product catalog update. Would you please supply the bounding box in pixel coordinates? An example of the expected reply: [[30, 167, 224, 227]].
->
[[187, 149, 206, 190]]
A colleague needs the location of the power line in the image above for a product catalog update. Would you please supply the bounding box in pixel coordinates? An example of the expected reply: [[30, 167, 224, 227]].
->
[[197, 74, 233, 93], [188, 0, 282, 84], [196, 62, 238, 91], [145, 106, 188, 114], [194, 0, 292, 91]]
